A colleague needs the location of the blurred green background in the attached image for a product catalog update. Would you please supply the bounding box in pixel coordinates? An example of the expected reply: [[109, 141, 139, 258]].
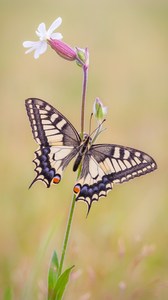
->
[[1, 0, 168, 299]]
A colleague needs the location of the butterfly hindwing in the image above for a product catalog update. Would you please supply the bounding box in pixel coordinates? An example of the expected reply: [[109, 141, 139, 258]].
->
[[25, 98, 81, 187], [75, 144, 157, 211], [30, 145, 79, 187]]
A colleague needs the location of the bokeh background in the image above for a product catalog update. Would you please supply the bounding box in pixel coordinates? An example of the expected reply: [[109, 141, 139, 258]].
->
[[1, 0, 168, 299]]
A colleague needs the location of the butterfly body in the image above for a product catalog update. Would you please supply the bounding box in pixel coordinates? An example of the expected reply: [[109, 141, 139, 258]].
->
[[73, 134, 91, 172], [25, 98, 157, 211]]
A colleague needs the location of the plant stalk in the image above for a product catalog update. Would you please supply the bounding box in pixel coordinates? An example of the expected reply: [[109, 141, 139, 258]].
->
[[57, 193, 76, 277]]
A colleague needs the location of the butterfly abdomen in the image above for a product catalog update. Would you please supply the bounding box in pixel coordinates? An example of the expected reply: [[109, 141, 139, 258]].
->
[[73, 135, 90, 172], [73, 154, 82, 172]]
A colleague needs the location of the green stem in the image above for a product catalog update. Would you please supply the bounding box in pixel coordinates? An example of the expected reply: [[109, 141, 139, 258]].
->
[[57, 193, 76, 277]]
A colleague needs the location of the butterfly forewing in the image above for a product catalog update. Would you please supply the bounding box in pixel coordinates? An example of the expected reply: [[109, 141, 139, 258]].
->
[[25, 98, 81, 187], [75, 144, 157, 211], [25, 98, 80, 146]]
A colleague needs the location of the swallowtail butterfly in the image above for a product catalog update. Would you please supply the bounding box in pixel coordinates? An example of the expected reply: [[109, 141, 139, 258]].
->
[[25, 98, 157, 212]]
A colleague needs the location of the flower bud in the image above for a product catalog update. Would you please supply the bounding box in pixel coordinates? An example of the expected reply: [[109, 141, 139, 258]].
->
[[76, 47, 89, 68], [48, 39, 77, 61], [93, 98, 107, 122]]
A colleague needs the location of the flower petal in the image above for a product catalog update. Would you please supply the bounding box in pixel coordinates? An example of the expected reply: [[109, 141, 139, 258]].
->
[[23, 40, 47, 58], [23, 41, 41, 55], [34, 49, 41, 59], [38, 41, 48, 55], [23, 40, 38, 48], [33, 42, 47, 59], [47, 17, 62, 36], [25, 47, 35, 54], [36, 22, 46, 38], [50, 32, 63, 40]]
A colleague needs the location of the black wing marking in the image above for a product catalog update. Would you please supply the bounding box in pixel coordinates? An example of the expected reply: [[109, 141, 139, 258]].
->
[[25, 98, 81, 147], [74, 144, 157, 212], [25, 98, 81, 187]]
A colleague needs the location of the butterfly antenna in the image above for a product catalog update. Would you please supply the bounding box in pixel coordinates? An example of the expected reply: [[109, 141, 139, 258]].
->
[[90, 119, 106, 138]]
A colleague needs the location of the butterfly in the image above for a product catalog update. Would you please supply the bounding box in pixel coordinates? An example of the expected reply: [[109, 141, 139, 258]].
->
[[25, 98, 157, 213]]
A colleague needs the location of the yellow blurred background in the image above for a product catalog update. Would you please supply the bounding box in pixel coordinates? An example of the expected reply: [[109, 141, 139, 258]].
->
[[1, 0, 168, 299]]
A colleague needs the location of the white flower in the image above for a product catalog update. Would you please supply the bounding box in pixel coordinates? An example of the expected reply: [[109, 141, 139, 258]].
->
[[23, 17, 63, 59]]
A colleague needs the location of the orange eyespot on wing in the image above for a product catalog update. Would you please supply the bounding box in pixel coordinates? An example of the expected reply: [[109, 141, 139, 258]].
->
[[53, 174, 61, 184], [73, 184, 81, 194]]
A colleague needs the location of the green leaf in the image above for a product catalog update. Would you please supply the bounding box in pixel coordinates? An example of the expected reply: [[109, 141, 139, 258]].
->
[[54, 265, 74, 300], [48, 250, 60, 299]]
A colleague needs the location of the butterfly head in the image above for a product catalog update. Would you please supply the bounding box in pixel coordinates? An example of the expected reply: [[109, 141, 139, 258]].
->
[[82, 133, 92, 145]]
